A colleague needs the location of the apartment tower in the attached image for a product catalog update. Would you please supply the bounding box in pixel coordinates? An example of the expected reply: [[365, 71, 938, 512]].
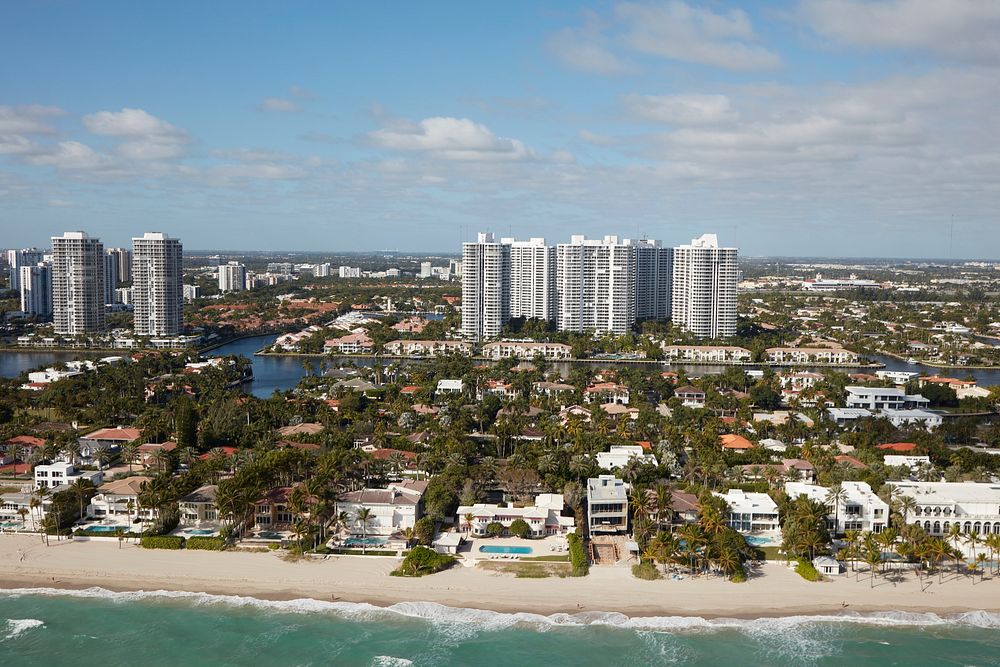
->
[[132, 232, 183, 337], [671, 233, 738, 338], [52, 231, 105, 335]]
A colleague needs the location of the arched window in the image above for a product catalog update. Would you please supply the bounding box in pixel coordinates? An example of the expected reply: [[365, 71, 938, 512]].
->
[[933, 521, 941, 534]]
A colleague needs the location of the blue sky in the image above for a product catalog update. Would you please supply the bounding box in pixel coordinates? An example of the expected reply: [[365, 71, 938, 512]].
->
[[2, 1, 999, 257]]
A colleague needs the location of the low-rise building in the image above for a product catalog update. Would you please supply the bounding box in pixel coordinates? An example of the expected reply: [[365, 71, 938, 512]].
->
[[323, 331, 374, 354], [583, 383, 630, 405], [88, 476, 153, 521], [533, 380, 576, 397], [845, 386, 929, 411], [766, 346, 860, 365], [785, 481, 888, 535], [457, 493, 574, 537], [33, 461, 103, 490], [883, 454, 931, 470], [713, 489, 780, 535], [827, 407, 873, 426], [481, 340, 573, 360], [435, 379, 464, 395], [179, 485, 219, 525], [478, 380, 519, 401], [659, 345, 752, 363], [383, 340, 474, 357], [890, 481, 1000, 537], [79, 426, 141, 460], [253, 487, 294, 530], [587, 476, 628, 534], [674, 385, 706, 408], [881, 409, 943, 430], [596, 445, 657, 471], [338, 480, 428, 536]]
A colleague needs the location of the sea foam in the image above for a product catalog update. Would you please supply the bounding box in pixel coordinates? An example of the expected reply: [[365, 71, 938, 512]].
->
[[4, 618, 45, 640], [1, 587, 998, 634]]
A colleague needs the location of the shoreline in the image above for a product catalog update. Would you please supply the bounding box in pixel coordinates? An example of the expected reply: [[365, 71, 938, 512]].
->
[[2, 536, 998, 621]]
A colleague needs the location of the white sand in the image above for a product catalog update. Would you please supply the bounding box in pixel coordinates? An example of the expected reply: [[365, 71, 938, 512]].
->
[[1, 535, 997, 617]]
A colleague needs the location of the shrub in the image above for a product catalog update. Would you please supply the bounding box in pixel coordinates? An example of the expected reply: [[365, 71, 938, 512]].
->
[[508, 518, 530, 539], [391, 546, 456, 577], [730, 569, 748, 583], [567, 533, 589, 577], [795, 558, 823, 582], [632, 562, 661, 580], [140, 535, 185, 550], [186, 536, 226, 551], [413, 517, 436, 545], [485, 521, 505, 537]]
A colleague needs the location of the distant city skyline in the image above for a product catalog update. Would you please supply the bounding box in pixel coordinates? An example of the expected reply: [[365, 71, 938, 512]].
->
[[2, 2, 1000, 258]]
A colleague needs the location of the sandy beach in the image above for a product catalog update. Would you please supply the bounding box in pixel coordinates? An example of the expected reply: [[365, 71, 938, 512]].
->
[[1, 535, 997, 618]]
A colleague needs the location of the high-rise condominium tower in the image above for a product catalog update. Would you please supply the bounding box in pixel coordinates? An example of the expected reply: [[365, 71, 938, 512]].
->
[[52, 231, 105, 335], [107, 247, 132, 284], [671, 233, 738, 338], [132, 232, 183, 337], [19, 263, 52, 318], [461, 232, 510, 340], [633, 239, 673, 322], [6, 248, 45, 292], [508, 237, 556, 322], [218, 261, 246, 292], [556, 235, 636, 335]]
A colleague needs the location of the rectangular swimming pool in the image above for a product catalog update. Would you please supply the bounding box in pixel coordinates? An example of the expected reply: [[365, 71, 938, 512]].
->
[[84, 525, 131, 533], [343, 537, 388, 548], [479, 545, 533, 555]]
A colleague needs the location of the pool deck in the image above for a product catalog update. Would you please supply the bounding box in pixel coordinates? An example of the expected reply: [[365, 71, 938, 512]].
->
[[464, 535, 569, 563]]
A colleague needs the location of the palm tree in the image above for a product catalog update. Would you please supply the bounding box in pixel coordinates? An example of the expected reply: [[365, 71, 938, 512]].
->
[[121, 442, 139, 472], [844, 529, 860, 572], [17, 507, 29, 527], [864, 546, 882, 589], [825, 484, 847, 537], [716, 548, 741, 580], [948, 523, 964, 576], [897, 495, 917, 527], [462, 512, 475, 536], [354, 507, 374, 553], [70, 478, 96, 524]]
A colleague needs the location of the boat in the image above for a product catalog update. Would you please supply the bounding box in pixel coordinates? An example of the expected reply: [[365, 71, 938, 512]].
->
[[906, 357, 918, 365]]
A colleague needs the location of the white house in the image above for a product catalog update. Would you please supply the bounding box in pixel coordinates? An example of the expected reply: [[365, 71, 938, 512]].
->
[[889, 481, 1000, 537], [482, 341, 573, 360], [883, 455, 931, 470], [179, 485, 219, 526], [435, 379, 465, 395], [457, 493, 574, 538], [659, 345, 752, 363], [766, 347, 860, 364], [587, 476, 628, 534], [827, 407, 873, 426], [34, 461, 103, 490], [338, 480, 428, 537], [384, 340, 474, 357], [881, 408, 942, 430], [583, 383, 630, 405], [784, 481, 888, 535], [88, 476, 153, 521], [596, 445, 657, 471], [713, 489, 780, 535], [845, 386, 929, 411]]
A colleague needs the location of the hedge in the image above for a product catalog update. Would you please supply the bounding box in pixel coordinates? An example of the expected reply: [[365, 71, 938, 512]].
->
[[631, 562, 661, 580], [567, 533, 589, 577], [390, 546, 455, 577], [140, 535, 185, 550], [186, 536, 226, 551], [794, 558, 823, 582]]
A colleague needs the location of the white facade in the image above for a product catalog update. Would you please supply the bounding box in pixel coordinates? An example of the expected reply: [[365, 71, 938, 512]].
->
[[462, 232, 510, 340], [587, 475, 628, 534], [881, 408, 943, 430], [218, 262, 246, 292], [7, 247, 45, 292], [33, 461, 103, 490], [891, 481, 1000, 536], [845, 386, 930, 411], [556, 235, 635, 335], [660, 344, 751, 363], [714, 489, 779, 534], [671, 233, 738, 338], [338, 266, 361, 278], [596, 445, 657, 471], [132, 232, 183, 337], [384, 339, 474, 357], [784, 481, 888, 535], [52, 232, 105, 335], [19, 263, 52, 318], [338, 481, 427, 536], [482, 340, 572, 360], [458, 493, 574, 537], [313, 263, 331, 277], [508, 237, 556, 321]]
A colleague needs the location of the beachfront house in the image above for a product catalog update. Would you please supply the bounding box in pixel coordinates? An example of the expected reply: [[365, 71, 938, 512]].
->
[[587, 476, 628, 534], [253, 487, 295, 530], [88, 476, 153, 521], [596, 445, 657, 471], [889, 481, 1000, 537], [179, 485, 219, 526], [457, 493, 575, 538], [713, 489, 780, 536], [337, 480, 428, 537], [785, 481, 888, 535]]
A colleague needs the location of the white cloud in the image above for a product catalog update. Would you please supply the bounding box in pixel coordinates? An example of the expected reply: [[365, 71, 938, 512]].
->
[[369, 116, 535, 161], [579, 129, 617, 146], [800, 0, 1000, 62], [25, 141, 115, 170], [0, 104, 64, 135], [624, 93, 739, 125], [551, 2, 780, 74], [83, 108, 188, 160], [260, 97, 302, 113]]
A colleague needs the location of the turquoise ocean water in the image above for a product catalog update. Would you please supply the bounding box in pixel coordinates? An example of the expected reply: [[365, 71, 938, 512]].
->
[[1, 588, 999, 666]]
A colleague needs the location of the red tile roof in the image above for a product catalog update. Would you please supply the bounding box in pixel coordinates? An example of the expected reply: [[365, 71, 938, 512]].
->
[[876, 442, 917, 452]]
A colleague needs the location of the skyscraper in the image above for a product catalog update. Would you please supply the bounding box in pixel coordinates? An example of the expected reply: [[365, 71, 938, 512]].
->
[[107, 247, 132, 284], [461, 232, 510, 340], [103, 253, 120, 305], [19, 263, 52, 318], [52, 231, 105, 335], [556, 236, 635, 335], [507, 237, 556, 322], [132, 232, 183, 337], [6, 248, 45, 292], [218, 261, 246, 292], [634, 239, 672, 322], [671, 233, 738, 338]]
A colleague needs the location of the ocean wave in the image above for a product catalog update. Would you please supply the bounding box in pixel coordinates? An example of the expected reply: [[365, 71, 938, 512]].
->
[[371, 657, 414, 667], [4, 618, 45, 640], [1, 587, 998, 634]]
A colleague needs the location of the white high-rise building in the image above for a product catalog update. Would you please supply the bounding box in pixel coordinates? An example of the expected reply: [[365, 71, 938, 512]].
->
[[671, 233, 738, 338], [19, 263, 52, 318], [132, 232, 183, 337], [52, 232, 105, 335], [507, 237, 556, 322], [338, 266, 361, 278], [462, 232, 510, 340], [183, 284, 201, 302], [314, 263, 331, 278], [556, 235, 635, 335], [419, 261, 433, 278], [7, 248, 45, 292], [634, 239, 672, 322], [218, 262, 246, 293]]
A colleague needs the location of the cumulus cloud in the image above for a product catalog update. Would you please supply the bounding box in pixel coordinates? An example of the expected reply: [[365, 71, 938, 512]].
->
[[25, 140, 115, 170], [579, 129, 617, 146], [800, 0, 1000, 62], [550, 1, 779, 74], [83, 108, 188, 160], [369, 116, 535, 161], [624, 93, 739, 125]]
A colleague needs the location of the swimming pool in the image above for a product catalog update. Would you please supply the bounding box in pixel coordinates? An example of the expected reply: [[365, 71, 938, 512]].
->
[[84, 525, 130, 533], [343, 536, 388, 548], [256, 531, 285, 540], [181, 528, 217, 536], [744, 535, 780, 547], [479, 545, 533, 555]]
